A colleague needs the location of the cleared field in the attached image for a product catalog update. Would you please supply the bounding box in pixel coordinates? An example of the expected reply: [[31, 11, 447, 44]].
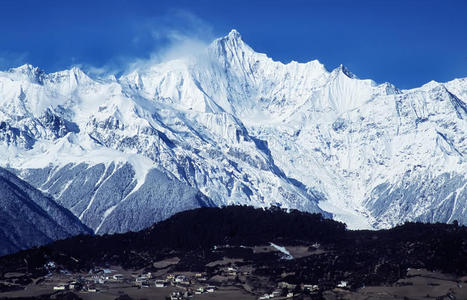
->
[[0, 285, 256, 300], [323, 269, 467, 300], [191, 286, 256, 300]]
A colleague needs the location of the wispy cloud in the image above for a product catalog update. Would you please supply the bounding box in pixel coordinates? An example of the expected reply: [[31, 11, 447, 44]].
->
[[0, 51, 29, 71], [81, 10, 216, 78]]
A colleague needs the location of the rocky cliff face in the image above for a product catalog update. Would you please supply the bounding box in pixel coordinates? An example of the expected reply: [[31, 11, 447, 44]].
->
[[0, 30, 465, 233]]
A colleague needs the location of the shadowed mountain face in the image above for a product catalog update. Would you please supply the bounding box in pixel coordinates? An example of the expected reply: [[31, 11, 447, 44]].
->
[[17, 162, 214, 235], [0, 167, 92, 256]]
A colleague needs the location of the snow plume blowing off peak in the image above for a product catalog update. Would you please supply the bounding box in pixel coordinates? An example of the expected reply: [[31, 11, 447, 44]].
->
[[126, 33, 210, 73], [0, 29, 466, 242], [81, 11, 216, 78]]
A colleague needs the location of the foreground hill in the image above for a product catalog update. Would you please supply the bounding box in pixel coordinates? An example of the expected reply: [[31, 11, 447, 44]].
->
[[0, 206, 466, 299], [0, 167, 91, 256]]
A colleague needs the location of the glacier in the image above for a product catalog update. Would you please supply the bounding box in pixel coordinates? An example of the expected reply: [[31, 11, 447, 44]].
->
[[0, 29, 465, 233]]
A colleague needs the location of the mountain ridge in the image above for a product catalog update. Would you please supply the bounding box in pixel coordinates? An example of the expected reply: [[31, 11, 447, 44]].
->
[[0, 29, 465, 235], [0, 167, 91, 256]]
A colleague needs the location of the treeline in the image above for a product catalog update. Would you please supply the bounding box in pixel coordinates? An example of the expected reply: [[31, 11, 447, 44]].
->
[[0, 206, 466, 281], [143, 206, 347, 248], [0, 206, 346, 273]]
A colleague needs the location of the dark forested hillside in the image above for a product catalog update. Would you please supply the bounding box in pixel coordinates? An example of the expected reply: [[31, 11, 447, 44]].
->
[[0, 167, 92, 256], [0, 206, 345, 269], [0, 206, 466, 297]]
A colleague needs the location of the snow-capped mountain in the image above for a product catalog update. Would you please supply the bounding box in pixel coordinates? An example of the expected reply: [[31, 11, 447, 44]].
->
[[0, 30, 465, 233], [0, 167, 91, 256]]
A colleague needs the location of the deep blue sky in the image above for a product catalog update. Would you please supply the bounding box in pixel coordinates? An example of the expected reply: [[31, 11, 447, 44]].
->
[[0, 0, 466, 88]]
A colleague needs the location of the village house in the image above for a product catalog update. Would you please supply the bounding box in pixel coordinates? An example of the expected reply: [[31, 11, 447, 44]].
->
[[206, 285, 216, 293], [53, 284, 66, 291], [169, 291, 183, 300], [194, 272, 208, 281], [112, 274, 124, 281], [135, 277, 150, 287], [227, 266, 238, 273], [141, 281, 150, 288], [140, 272, 152, 279], [68, 281, 77, 290], [166, 274, 175, 281], [278, 281, 297, 290], [337, 281, 348, 288], [174, 275, 190, 285], [303, 284, 319, 292], [270, 290, 281, 297], [155, 279, 168, 287], [90, 275, 106, 284], [258, 290, 282, 300]]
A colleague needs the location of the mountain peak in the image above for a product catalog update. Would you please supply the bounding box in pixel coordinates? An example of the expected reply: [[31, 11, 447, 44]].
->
[[214, 29, 245, 45], [8, 64, 46, 84], [69, 65, 88, 78], [9, 64, 42, 74], [208, 29, 252, 60], [334, 64, 357, 79], [227, 29, 242, 40]]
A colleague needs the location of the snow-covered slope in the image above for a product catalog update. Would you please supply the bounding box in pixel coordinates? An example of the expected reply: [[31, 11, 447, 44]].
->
[[0, 167, 91, 256], [0, 30, 465, 232]]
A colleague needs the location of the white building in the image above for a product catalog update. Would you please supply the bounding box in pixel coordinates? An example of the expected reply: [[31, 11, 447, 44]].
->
[[155, 280, 168, 287], [337, 281, 348, 288]]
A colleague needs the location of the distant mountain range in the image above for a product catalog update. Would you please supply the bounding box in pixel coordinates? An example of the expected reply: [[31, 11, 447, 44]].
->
[[0, 30, 465, 254]]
